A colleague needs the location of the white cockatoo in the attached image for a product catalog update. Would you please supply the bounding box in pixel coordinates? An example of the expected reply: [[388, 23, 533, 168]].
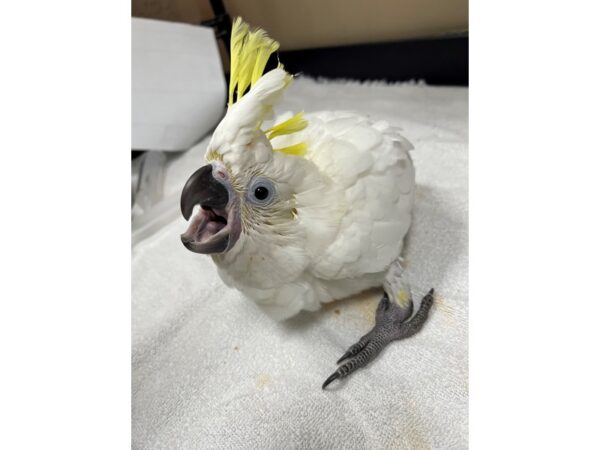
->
[[181, 18, 433, 388]]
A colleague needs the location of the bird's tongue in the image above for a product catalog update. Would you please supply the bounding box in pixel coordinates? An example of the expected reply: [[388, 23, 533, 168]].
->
[[185, 207, 227, 243]]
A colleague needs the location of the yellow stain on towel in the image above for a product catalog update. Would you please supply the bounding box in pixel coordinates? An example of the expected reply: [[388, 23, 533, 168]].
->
[[256, 373, 272, 388], [434, 294, 456, 325], [351, 289, 381, 325]]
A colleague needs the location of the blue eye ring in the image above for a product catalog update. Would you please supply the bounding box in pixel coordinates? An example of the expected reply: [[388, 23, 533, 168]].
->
[[247, 177, 276, 205]]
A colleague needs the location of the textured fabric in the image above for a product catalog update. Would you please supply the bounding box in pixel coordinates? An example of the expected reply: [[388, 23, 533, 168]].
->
[[132, 78, 468, 449]]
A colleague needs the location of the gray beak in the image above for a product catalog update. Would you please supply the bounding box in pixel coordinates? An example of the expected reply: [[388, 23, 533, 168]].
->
[[180, 165, 229, 220], [180, 164, 233, 254]]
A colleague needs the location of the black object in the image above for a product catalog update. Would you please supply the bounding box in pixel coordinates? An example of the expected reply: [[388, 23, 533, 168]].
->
[[201, 1, 467, 86], [279, 35, 468, 86], [201, 0, 232, 54]]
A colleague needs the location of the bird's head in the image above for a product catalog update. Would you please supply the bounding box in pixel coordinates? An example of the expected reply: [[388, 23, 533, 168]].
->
[[180, 18, 311, 256]]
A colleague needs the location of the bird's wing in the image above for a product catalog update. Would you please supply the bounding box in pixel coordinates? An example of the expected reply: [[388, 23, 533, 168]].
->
[[293, 111, 416, 280]]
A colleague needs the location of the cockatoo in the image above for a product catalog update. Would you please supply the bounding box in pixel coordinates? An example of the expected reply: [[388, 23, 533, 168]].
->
[[180, 18, 433, 389]]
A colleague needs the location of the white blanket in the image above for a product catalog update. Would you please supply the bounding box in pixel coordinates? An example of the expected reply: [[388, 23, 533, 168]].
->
[[132, 78, 468, 449]]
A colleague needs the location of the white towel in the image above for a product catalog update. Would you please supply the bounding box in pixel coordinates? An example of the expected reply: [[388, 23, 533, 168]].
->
[[133, 77, 468, 449]]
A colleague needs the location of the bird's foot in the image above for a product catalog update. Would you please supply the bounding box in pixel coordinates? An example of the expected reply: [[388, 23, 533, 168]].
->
[[322, 288, 434, 389]]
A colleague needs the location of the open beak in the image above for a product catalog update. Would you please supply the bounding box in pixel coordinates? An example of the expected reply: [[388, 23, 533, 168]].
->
[[180, 164, 237, 254]]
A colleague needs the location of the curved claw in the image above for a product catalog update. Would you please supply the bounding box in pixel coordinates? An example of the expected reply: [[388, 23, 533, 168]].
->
[[336, 341, 366, 364], [324, 341, 384, 390], [336, 350, 354, 365], [337, 334, 372, 364], [322, 371, 340, 389]]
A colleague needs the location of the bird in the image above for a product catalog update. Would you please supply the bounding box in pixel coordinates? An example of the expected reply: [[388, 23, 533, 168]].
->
[[180, 17, 434, 389]]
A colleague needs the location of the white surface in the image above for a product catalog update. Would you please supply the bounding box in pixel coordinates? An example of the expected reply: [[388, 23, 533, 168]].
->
[[132, 78, 468, 449], [132, 18, 226, 151]]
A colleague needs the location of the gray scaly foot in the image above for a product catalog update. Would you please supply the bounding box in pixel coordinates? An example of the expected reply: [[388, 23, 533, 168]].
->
[[322, 288, 434, 389]]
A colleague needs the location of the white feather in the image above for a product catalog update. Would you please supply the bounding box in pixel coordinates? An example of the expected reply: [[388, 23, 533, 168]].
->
[[212, 109, 415, 319]]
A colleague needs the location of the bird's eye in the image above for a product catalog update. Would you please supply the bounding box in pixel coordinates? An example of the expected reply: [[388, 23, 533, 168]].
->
[[254, 186, 269, 200], [247, 178, 276, 205]]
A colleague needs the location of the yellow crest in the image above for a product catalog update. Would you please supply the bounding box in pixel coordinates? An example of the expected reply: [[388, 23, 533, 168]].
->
[[228, 18, 308, 156]]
